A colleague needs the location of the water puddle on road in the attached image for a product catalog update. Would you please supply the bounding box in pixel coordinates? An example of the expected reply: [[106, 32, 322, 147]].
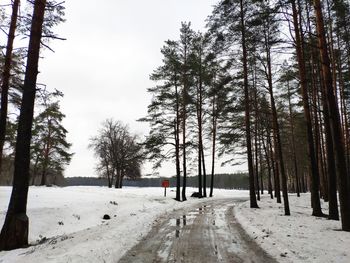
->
[[172, 215, 194, 238], [156, 203, 267, 263], [170, 204, 213, 238]]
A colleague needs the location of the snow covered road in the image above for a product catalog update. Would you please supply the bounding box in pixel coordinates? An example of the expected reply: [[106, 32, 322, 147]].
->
[[119, 199, 276, 263], [0, 186, 249, 262]]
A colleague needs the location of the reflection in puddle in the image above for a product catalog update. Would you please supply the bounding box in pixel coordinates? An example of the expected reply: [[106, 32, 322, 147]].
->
[[173, 205, 213, 238], [188, 211, 200, 217], [176, 218, 181, 238]]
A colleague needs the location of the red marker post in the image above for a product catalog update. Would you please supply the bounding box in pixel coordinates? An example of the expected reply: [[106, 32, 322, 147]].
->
[[162, 179, 170, 197]]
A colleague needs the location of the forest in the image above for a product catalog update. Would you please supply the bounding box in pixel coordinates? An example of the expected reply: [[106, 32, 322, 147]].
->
[[0, 0, 349, 261], [141, 0, 350, 233]]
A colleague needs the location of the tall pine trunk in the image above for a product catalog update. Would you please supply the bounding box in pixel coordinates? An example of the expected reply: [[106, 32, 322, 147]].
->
[[0, 0, 47, 250], [175, 82, 181, 201], [209, 95, 217, 197], [240, 0, 258, 208], [201, 146, 207, 197], [291, 0, 323, 216], [197, 81, 202, 197], [313, 0, 350, 230], [262, 131, 273, 199], [0, 0, 20, 177], [181, 42, 188, 202], [287, 79, 300, 197], [265, 31, 290, 215], [253, 87, 260, 201]]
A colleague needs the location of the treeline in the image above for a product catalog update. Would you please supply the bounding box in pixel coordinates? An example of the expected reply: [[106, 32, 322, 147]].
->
[[142, 0, 350, 232], [65, 173, 249, 189], [0, 156, 66, 186]]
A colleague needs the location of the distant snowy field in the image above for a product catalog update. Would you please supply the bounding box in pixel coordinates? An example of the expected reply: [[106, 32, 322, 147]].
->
[[235, 194, 350, 263], [0, 186, 247, 262]]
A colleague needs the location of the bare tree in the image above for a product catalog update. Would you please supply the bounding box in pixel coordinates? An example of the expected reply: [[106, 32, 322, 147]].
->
[[89, 119, 144, 188]]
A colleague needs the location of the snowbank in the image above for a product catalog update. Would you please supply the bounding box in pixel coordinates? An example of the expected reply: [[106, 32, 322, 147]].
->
[[234, 194, 350, 263], [0, 186, 248, 262]]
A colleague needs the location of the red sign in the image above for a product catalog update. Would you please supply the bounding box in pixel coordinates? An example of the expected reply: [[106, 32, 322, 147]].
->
[[162, 180, 170, 188]]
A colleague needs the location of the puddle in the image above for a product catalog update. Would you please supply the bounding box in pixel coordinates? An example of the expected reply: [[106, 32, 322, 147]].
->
[[171, 205, 214, 238], [198, 205, 211, 214], [188, 211, 200, 216], [157, 238, 174, 260], [174, 218, 182, 238]]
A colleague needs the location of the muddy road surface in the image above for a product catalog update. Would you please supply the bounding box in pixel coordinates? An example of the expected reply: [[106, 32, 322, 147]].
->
[[119, 199, 276, 263]]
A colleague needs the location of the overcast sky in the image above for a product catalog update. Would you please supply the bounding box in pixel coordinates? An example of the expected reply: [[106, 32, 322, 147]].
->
[[36, 0, 245, 178]]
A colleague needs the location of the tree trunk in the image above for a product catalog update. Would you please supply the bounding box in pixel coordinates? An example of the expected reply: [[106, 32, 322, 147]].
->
[[175, 82, 181, 201], [209, 96, 217, 197], [267, 128, 281, 202], [291, 0, 323, 216], [0, 0, 20, 177], [258, 133, 264, 195], [201, 144, 207, 197], [268, 83, 290, 215], [115, 167, 121, 188], [181, 41, 188, 202], [240, 0, 258, 208], [106, 163, 112, 188], [313, 0, 350, 230], [31, 155, 40, 186], [265, 30, 290, 215], [287, 79, 300, 197], [336, 31, 350, 197], [262, 131, 273, 199], [311, 62, 327, 201], [197, 128, 202, 197], [40, 167, 47, 186], [254, 88, 260, 201], [174, 121, 181, 201], [0, 0, 47, 251], [197, 50, 203, 198], [320, 69, 339, 220]]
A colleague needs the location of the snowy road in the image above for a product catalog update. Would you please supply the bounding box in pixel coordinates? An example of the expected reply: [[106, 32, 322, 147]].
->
[[119, 199, 276, 263]]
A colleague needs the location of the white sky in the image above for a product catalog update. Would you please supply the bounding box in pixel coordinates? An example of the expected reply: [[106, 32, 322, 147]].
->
[[36, 0, 246, 178]]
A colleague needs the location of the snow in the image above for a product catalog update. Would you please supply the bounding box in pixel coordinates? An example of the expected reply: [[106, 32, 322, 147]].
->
[[234, 193, 350, 263], [0, 186, 247, 262], [1, 186, 348, 262]]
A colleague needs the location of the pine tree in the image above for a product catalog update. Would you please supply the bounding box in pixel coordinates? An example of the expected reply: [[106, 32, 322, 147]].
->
[[31, 89, 73, 186], [313, 0, 350, 231], [140, 40, 183, 201], [0, 0, 20, 178], [289, 0, 324, 217], [0, 0, 48, 250]]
